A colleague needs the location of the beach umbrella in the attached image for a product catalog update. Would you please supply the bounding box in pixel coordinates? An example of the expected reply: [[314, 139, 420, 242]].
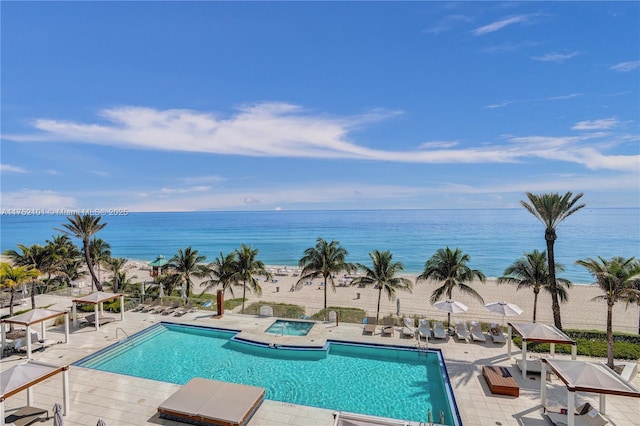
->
[[53, 402, 63, 426], [433, 299, 468, 328], [158, 283, 164, 298], [140, 281, 145, 297], [181, 284, 187, 300], [484, 301, 523, 326], [396, 298, 401, 316], [96, 419, 106, 426]]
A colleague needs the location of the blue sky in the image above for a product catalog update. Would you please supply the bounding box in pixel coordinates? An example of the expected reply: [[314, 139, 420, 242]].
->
[[1, 1, 638, 212]]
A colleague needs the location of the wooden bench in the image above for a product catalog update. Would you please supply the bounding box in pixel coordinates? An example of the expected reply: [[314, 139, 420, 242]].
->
[[482, 366, 519, 397]]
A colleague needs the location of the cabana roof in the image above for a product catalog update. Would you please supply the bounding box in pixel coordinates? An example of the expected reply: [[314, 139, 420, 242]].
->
[[509, 322, 576, 345], [72, 291, 122, 304], [148, 255, 169, 267], [542, 358, 640, 398], [1, 309, 67, 326], [0, 360, 69, 402]]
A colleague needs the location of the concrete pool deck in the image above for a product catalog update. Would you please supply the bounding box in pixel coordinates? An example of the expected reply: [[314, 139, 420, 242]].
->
[[1, 294, 639, 426]]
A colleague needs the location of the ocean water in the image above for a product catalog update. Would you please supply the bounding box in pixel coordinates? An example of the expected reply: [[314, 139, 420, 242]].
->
[[1, 209, 638, 283]]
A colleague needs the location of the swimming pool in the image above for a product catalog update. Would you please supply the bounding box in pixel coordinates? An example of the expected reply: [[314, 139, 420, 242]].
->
[[75, 323, 461, 425], [265, 319, 314, 336]]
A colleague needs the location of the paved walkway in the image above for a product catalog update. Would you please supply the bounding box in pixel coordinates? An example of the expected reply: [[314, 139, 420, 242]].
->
[[1, 294, 638, 426]]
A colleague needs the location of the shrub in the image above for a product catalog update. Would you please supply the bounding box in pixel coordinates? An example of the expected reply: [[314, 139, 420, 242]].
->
[[244, 302, 305, 318]]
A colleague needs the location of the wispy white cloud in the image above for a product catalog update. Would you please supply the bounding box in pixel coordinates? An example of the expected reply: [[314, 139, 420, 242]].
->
[[484, 93, 581, 109], [572, 118, 619, 131], [91, 170, 111, 177], [181, 175, 225, 184], [424, 14, 473, 34], [159, 186, 211, 194], [1, 164, 27, 173], [5, 103, 636, 172], [532, 51, 580, 62], [472, 15, 529, 35], [609, 60, 640, 72], [1, 189, 76, 209], [418, 140, 460, 149]]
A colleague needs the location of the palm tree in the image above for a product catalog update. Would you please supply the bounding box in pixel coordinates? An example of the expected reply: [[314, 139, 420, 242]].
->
[[0, 263, 40, 327], [350, 250, 413, 324], [416, 247, 486, 327], [45, 234, 84, 287], [498, 249, 571, 322], [3, 244, 51, 308], [201, 251, 239, 297], [576, 256, 640, 369], [232, 244, 271, 314], [521, 191, 585, 329], [105, 257, 129, 292], [59, 214, 108, 291], [170, 247, 210, 298], [296, 238, 354, 321], [89, 237, 111, 284]]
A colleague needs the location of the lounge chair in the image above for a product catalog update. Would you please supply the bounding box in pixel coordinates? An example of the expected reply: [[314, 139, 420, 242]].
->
[[470, 321, 486, 342], [545, 408, 608, 426], [431, 321, 448, 340], [381, 317, 395, 337], [401, 317, 416, 339], [140, 299, 161, 313], [174, 302, 194, 317], [417, 319, 430, 341], [455, 322, 470, 342], [489, 323, 506, 343], [363, 317, 377, 335], [132, 298, 152, 312], [160, 301, 181, 315], [4, 406, 49, 426], [14, 331, 54, 353], [151, 301, 174, 314], [81, 313, 116, 327]]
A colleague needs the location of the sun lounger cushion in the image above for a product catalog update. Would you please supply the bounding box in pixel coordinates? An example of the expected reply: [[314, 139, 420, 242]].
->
[[363, 317, 376, 334], [4, 406, 49, 426], [482, 366, 519, 397], [158, 378, 265, 426]]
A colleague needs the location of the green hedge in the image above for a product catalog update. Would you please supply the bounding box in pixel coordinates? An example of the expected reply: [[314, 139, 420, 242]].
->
[[243, 302, 305, 318], [512, 334, 640, 360], [311, 306, 367, 323]]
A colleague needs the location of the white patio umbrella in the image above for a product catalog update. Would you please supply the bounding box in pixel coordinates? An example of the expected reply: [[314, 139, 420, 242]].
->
[[433, 299, 468, 328], [484, 301, 523, 326], [53, 402, 64, 426], [158, 283, 164, 298]]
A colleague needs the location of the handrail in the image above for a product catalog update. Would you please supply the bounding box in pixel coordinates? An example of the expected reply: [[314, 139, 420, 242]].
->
[[115, 327, 130, 341]]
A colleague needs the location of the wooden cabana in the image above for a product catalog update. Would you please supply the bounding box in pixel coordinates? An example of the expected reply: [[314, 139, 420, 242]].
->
[[148, 255, 169, 277], [0, 360, 70, 426], [541, 358, 640, 426], [507, 322, 577, 378], [72, 291, 124, 330], [1, 309, 69, 359]]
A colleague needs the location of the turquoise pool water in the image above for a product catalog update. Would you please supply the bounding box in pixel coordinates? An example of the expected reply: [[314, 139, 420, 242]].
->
[[265, 319, 314, 336], [76, 323, 460, 424]]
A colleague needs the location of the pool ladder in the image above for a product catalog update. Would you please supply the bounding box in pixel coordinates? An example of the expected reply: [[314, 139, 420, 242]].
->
[[422, 408, 446, 425], [116, 327, 133, 346]]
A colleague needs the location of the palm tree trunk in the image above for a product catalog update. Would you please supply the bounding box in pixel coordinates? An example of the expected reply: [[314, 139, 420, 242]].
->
[[30, 280, 37, 309], [83, 240, 103, 291], [376, 287, 382, 324], [545, 231, 562, 329], [323, 276, 328, 322], [533, 288, 539, 323], [607, 301, 614, 369], [242, 280, 247, 314]]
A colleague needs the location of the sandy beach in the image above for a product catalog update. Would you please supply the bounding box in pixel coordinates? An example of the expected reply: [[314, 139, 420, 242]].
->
[[117, 261, 638, 334]]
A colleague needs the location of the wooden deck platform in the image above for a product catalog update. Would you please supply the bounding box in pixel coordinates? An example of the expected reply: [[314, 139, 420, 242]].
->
[[482, 366, 519, 397]]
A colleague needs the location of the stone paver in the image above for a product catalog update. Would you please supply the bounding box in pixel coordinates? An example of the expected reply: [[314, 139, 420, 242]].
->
[[1, 294, 638, 426]]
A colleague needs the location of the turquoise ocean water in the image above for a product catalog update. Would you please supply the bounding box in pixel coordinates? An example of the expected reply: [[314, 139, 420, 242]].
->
[[1, 208, 638, 283]]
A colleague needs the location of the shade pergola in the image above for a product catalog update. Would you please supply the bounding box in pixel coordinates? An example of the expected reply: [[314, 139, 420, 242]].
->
[[540, 358, 640, 426], [1, 309, 69, 359], [0, 360, 70, 426], [72, 291, 124, 330], [507, 322, 577, 378]]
